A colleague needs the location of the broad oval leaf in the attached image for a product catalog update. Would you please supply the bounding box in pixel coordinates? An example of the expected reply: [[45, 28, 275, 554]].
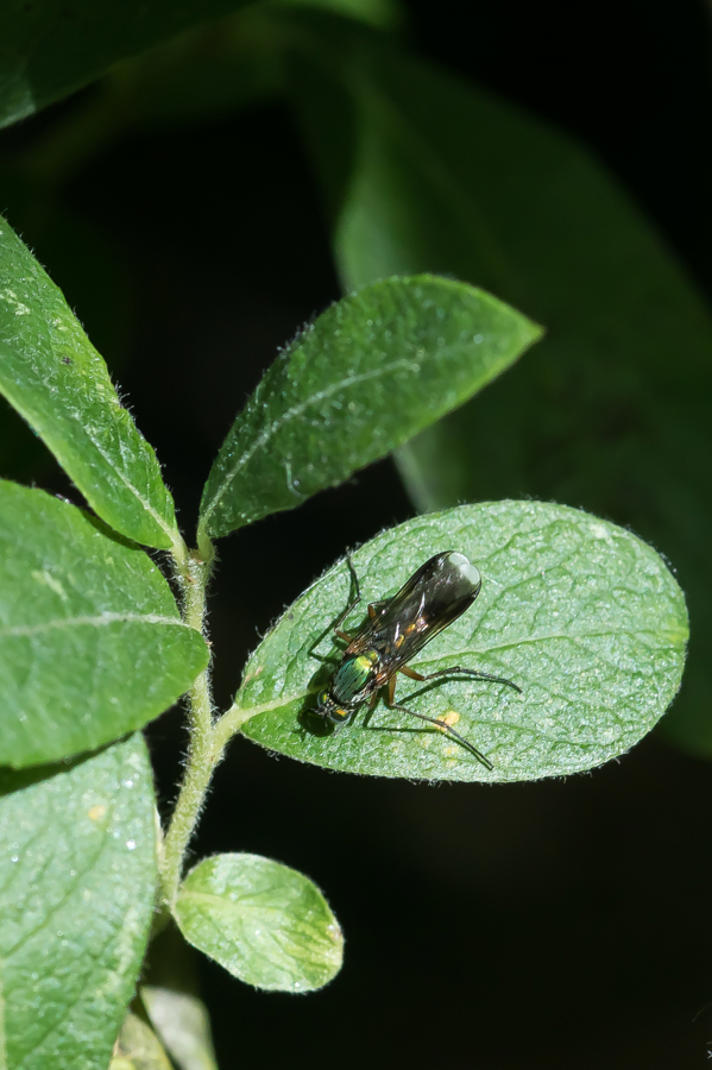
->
[[0, 480, 209, 767], [236, 501, 688, 782], [198, 274, 541, 538], [174, 853, 343, 993], [0, 215, 180, 549], [0, 734, 157, 1070]]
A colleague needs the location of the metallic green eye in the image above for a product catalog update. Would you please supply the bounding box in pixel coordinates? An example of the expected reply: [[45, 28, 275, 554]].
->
[[315, 689, 330, 712]]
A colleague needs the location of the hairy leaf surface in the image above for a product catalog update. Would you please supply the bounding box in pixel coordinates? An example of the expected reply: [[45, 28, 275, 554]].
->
[[236, 502, 687, 782]]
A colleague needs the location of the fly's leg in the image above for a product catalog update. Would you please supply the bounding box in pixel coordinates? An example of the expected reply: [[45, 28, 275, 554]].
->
[[309, 554, 361, 660], [362, 690, 380, 728], [332, 554, 362, 636], [328, 559, 389, 639], [398, 663, 522, 694], [384, 676, 494, 771]]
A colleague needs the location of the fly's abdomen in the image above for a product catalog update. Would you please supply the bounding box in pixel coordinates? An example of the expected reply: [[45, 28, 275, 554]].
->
[[333, 650, 379, 705]]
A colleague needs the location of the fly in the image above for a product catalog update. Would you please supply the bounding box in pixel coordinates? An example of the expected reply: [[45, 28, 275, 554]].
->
[[311, 551, 521, 770]]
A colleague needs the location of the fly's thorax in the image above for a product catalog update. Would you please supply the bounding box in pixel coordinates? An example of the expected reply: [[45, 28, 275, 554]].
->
[[332, 649, 379, 705]]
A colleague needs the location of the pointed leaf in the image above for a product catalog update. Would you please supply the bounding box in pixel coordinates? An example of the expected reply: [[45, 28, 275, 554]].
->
[[0, 735, 157, 1070], [199, 274, 541, 537], [174, 853, 343, 993], [0, 480, 209, 767], [235, 501, 688, 782], [0, 215, 180, 549]]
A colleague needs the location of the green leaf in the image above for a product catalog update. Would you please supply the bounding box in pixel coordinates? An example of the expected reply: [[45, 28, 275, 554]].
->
[[141, 986, 217, 1070], [0, 734, 157, 1070], [93, 0, 400, 130], [283, 0, 402, 28], [0, 0, 254, 129], [236, 501, 688, 782], [110, 1013, 173, 1070], [0, 215, 180, 550], [0, 480, 209, 768], [198, 274, 541, 538], [283, 16, 712, 754], [174, 853, 343, 993]]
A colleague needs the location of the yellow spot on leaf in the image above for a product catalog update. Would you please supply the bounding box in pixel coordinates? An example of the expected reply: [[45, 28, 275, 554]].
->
[[436, 710, 460, 730], [88, 804, 107, 821]]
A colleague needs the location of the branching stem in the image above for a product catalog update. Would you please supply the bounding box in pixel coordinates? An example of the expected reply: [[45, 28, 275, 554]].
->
[[158, 536, 239, 914]]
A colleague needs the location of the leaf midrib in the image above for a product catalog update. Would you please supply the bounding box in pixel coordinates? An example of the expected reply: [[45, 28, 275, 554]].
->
[[0, 612, 188, 638]]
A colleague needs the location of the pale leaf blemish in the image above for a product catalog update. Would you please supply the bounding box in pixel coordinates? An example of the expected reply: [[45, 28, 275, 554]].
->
[[244, 665, 264, 684], [589, 522, 612, 542], [0, 288, 30, 316], [31, 569, 67, 600], [87, 804, 107, 821]]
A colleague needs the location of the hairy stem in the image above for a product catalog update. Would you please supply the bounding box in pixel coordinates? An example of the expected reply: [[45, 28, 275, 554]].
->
[[159, 539, 225, 911], [160, 715, 222, 910]]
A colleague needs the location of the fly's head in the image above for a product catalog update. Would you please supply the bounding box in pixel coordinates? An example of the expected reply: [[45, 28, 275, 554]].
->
[[312, 687, 352, 730]]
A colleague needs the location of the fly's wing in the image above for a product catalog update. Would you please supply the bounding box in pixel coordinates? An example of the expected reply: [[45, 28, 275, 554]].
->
[[346, 552, 482, 668]]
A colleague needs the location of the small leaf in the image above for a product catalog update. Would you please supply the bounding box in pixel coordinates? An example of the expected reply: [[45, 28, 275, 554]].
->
[[141, 985, 217, 1070], [174, 853, 343, 993], [0, 480, 209, 767], [198, 273, 541, 538], [0, 215, 180, 549], [0, 734, 157, 1070], [235, 501, 688, 782], [110, 1013, 173, 1070]]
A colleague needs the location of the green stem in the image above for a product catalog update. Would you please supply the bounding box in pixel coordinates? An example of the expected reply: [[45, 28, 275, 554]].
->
[[159, 538, 224, 911], [157, 535, 260, 915], [212, 701, 255, 754], [160, 713, 222, 910]]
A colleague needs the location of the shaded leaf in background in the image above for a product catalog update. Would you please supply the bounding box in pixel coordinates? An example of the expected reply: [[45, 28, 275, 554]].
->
[[0, 735, 157, 1070], [0, 214, 180, 550], [110, 1013, 173, 1070], [0, 0, 257, 130], [142, 986, 218, 1070], [0, 480, 208, 767], [139, 924, 218, 1070], [237, 502, 687, 782], [199, 273, 541, 538], [282, 12, 712, 753], [174, 853, 343, 992]]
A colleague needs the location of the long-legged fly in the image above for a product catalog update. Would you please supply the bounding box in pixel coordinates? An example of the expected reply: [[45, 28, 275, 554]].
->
[[311, 551, 520, 770]]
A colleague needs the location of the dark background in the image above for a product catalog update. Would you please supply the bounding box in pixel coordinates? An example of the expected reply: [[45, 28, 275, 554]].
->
[[2, 1, 711, 1066]]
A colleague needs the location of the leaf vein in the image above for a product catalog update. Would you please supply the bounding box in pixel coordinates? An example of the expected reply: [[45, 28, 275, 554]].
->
[[0, 612, 187, 638], [202, 359, 417, 524]]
